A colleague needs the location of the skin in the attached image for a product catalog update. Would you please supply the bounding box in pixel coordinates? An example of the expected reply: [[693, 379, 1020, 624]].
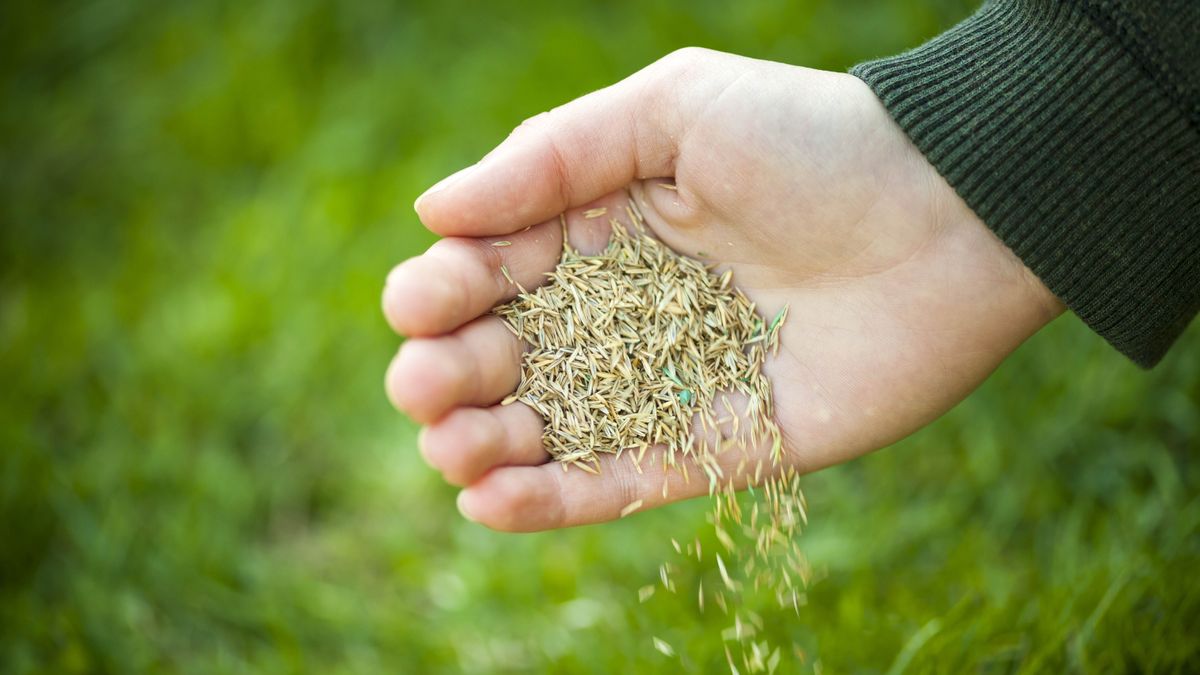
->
[[381, 48, 1065, 532]]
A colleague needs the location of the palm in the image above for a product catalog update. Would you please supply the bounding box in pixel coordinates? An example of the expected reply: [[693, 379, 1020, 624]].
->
[[640, 65, 1050, 477], [383, 50, 1061, 531]]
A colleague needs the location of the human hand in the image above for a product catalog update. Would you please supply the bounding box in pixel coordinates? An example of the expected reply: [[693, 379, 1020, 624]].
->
[[382, 48, 1064, 531]]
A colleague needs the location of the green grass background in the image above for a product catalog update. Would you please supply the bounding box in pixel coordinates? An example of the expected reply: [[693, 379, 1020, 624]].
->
[[2, 0, 1197, 672]]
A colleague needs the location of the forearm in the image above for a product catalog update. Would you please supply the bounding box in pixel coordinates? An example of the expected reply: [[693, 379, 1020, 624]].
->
[[852, 0, 1200, 367]]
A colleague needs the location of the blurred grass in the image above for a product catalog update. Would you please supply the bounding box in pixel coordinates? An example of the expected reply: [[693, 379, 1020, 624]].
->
[[1, 0, 1197, 672]]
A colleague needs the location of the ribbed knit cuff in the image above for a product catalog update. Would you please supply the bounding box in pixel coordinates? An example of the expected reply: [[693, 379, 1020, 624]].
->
[[852, 0, 1200, 367]]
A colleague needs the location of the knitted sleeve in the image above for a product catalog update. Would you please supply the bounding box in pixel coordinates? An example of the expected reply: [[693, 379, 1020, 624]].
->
[[852, 0, 1200, 367]]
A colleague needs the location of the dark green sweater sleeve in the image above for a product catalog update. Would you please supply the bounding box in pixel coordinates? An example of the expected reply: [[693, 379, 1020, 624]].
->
[[851, 0, 1200, 367]]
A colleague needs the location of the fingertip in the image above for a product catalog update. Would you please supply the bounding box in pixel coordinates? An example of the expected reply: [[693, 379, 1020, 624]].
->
[[458, 468, 560, 533], [456, 490, 478, 523], [414, 164, 479, 217], [383, 261, 457, 337], [416, 424, 435, 465], [420, 408, 502, 486], [386, 339, 461, 424], [385, 350, 402, 409], [414, 127, 571, 238]]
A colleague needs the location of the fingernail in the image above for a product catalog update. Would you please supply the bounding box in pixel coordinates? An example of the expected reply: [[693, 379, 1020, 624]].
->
[[414, 164, 477, 211], [456, 491, 477, 523]]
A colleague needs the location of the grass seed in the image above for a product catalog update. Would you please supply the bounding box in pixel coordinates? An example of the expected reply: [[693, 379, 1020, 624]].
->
[[492, 201, 806, 672]]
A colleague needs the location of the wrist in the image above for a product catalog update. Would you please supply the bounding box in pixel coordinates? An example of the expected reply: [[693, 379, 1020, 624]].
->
[[939, 184, 1067, 346]]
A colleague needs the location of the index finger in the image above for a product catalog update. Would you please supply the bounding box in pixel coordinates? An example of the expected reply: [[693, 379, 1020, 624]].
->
[[383, 192, 630, 338]]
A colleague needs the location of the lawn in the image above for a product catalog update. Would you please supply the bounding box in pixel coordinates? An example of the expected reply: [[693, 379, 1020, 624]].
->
[[2, 0, 1197, 672]]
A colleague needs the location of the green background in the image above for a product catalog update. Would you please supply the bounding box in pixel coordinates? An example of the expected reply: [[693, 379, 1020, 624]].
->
[[2, 0, 1197, 672]]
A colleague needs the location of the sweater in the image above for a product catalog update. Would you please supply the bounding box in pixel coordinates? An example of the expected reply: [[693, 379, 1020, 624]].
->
[[851, 0, 1200, 367]]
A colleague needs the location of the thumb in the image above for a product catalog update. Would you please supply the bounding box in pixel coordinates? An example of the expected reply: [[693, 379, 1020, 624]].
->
[[414, 48, 724, 237]]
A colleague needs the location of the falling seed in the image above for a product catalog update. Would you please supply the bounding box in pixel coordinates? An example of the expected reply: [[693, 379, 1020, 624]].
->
[[716, 553, 736, 591], [620, 499, 644, 518], [715, 591, 728, 614], [715, 525, 735, 551], [726, 646, 741, 675], [652, 637, 675, 657]]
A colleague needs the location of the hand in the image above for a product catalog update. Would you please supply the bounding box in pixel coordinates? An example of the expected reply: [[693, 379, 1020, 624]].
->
[[382, 48, 1064, 532]]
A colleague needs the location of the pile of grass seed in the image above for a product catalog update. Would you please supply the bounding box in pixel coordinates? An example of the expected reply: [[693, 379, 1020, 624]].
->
[[494, 201, 809, 673]]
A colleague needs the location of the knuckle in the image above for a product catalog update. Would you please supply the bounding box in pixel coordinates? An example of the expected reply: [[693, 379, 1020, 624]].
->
[[516, 109, 552, 132], [658, 46, 714, 72], [433, 237, 507, 303], [468, 409, 506, 457], [530, 121, 572, 209], [608, 457, 644, 510], [490, 485, 530, 532], [641, 47, 723, 122], [444, 337, 478, 400], [510, 110, 572, 209], [431, 236, 490, 272]]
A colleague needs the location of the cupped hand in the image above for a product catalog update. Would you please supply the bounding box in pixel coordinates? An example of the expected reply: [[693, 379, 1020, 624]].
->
[[382, 48, 1064, 531]]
